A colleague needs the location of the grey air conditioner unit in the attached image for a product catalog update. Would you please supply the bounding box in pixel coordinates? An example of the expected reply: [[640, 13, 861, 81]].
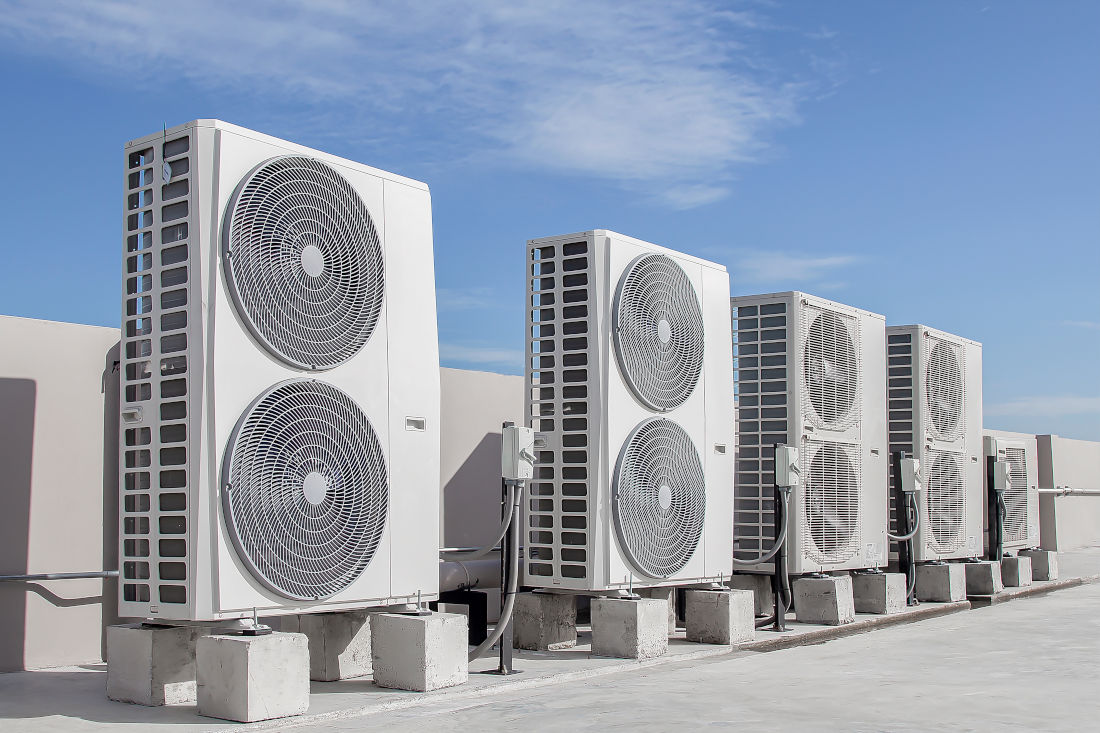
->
[[523, 230, 734, 592], [983, 431, 1041, 553], [731, 292, 888, 575], [886, 325, 983, 561], [119, 120, 440, 621]]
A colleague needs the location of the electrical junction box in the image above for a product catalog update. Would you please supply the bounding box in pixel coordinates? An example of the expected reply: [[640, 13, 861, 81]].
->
[[502, 426, 536, 481], [992, 459, 1010, 492], [901, 458, 922, 494], [774, 445, 801, 488]]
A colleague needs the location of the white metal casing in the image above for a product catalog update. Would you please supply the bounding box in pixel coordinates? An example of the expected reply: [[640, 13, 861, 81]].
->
[[523, 230, 734, 591], [119, 120, 440, 621], [731, 292, 888, 575], [983, 432, 1041, 552], [886, 325, 983, 561]]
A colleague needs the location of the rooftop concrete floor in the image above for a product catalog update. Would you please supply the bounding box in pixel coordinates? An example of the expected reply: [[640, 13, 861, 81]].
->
[[2, 548, 1098, 732]]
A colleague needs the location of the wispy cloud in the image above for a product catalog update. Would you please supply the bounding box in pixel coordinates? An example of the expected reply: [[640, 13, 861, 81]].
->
[[437, 287, 506, 311], [730, 250, 861, 286], [1063, 320, 1100, 331], [985, 395, 1100, 418], [439, 343, 524, 370], [0, 0, 824, 207]]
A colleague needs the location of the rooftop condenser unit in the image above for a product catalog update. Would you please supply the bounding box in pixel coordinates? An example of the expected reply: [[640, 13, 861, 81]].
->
[[886, 325, 983, 561], [523, 230, 734, 591], [119, 120, 440, 621], [983, 432, 1040, 553], [731, 292, 888, 575]]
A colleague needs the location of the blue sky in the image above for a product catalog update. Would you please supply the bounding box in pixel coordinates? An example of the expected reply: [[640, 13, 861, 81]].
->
[[0, 1, 1097, 439]]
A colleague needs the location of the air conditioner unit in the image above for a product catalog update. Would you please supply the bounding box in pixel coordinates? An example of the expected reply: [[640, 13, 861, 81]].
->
[[885, 325, 982, 561], [731, 292, 887, 575], [118, 120, 440, 621], [983, 432, 1040, 552], [523, 231, 734, 591]]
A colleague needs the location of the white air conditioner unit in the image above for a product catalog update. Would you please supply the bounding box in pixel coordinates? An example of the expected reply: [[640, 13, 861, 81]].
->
[[119, 120, 440, 621], [731, 292, 887, 575], [983, 432, 1040, 553], [886, 325, 983, 561], [523, 231, 734, 591]]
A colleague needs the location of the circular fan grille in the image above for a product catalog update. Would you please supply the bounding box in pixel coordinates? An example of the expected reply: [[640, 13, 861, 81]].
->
[[925, 450, 965, 554], [612, 417, 705, 578], [803, 441, 860, 564], [224, 156, 384, 370], [221, 379, 387, 600], [613, 254, 704, 412], [803, 311, 858, 428], [925, 339, 963, 440]]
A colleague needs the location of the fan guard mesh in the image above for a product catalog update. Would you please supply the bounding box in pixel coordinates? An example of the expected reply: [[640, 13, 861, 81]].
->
[[222, 379, 387, 600], [925, 338, 964, 441], [925, 449, 966, 554], [224, 156, 384, 370], [802, 441, 860, 564], [612, 417, 705, 578], [613, 254, 704, 412], [1002, 447, 1029, 543], [802, 308, 859, 429]]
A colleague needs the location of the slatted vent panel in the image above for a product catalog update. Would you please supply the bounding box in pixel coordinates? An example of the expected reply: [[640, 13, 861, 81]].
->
[[925, 449, 966, 554], [923, 337, 965, 443], [525, 241, 592, 581], [801, 439, 861, 564], [886, 331, 915, 535], [801, 305, 860, 431], [1003, 446, 1030, 543], [732, 300, 790, 561], [121, 133, 193, 609]]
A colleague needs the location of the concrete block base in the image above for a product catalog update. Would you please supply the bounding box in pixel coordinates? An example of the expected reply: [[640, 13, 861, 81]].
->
[[965, 561, 1004, 596], [1000, 556, 1033, 588], [792, 575, 855, 626], [915, 563, 967, 602], [591, 597, 668, 659], [371, 612, 468, 692], [514, 592, 577, 651], [1021, 549, 1059, 581], [637, 586, 677, 635], [107, 623, 204, 706], [685, 589, 754, 645], [728, 574, 774, 617], [852, 572, 907, 615], [275, 611, 373, 681], [196, 632, 309, 723]]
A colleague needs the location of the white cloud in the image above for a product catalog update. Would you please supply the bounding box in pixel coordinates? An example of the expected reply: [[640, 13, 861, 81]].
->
[[1064, 320, 1100, 330], [984, 396, 1100, 418], [733, 251, 860, 285], [0, 0, 816, 207], [436, 288, 501, 311], [439, 343, 524, 369]]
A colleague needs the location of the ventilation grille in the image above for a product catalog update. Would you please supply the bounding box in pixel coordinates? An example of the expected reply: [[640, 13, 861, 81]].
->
[[886, 331, 915, 536], [612, 418, 705, 578], [222, 379, 387, 601], [525, 240, 592, 581], [224, 156, 384, 370], [613, 254, 704, 412], [1003, 446, 1030, 543], [120, 132, 194, 609], [924, 336, 964, 442], [801, 305, 860, 431], [732, 300, 790, 561], [801, 440, 861, 564], [925, 449, 966, 555]]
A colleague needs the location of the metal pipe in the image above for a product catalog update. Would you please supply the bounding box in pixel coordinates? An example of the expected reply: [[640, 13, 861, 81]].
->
[[439, 557, 501, 593], [0, 570, 119, 582], [1038, 488, 1100, 496]]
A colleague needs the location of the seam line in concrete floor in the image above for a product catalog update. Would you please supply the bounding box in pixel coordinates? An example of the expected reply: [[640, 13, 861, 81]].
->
[[221, 574, 1099, 733]]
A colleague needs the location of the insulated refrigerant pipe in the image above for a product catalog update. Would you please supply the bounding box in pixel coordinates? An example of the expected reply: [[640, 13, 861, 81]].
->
[[438, 557, 502, 593], [886, 494, 921, 542], [440, 482, 518, 562]]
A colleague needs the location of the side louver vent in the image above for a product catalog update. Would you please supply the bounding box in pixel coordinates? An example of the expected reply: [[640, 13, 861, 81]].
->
[[613, 417, 705, 578], [224, 156, 384, 370], [222, 379, 388, 601]]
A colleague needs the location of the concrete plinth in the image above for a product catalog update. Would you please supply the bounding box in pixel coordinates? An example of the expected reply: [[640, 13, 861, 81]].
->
[[852, 572, 906, 614], [728, 574, 774, 617], [275, 611, 373, 681], [107, 624, 205, 706], [637, 586, 677, 635], [1021, 549, 1059, 581], [196, 632, 309, 723], [965, 561, 1004, 596], [685, 589, 754, 645], [792, 575, 855, 626], [591, 597, 668, 659], [915, 563, 967, 602], [1001, 556, 1033, 588], [514, 592, 577, 651], [371, 612, 467, 692]]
